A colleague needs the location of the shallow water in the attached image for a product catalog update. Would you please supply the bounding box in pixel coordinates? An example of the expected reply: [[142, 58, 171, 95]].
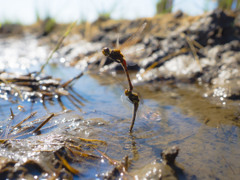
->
[[0, 35, 239, 179]]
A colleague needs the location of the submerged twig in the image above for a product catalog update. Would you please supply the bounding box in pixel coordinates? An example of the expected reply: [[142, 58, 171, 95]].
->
[[55, 152, 80, 174], [69, 94, 85, 106], [68, 87, 87, 102], [66, 95, 82, 111]]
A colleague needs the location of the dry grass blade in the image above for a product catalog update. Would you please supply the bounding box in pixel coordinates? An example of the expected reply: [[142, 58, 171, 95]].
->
[[143, 47, 189, 75], [9, 112, 37, 133], [68, 148, 95, 158], [61, 72, 84, 88], [0, 139, 7, 143], [192, 39, 204, 49], [0, 77, 23, 101], [68, 143, 98, 151], [67, 145, 99, 159], [12, 123, 58, 139], [95, 148, 118, 165], [95, 148, 129, 174], [55, 152, 80, 174], [37, 21, 77, 76], [77, 137, 107, 145], [0, 71, 79, 103], [9, 126, 35, 139], [32, 113, 54, 133], [183, 33, 202, 71]]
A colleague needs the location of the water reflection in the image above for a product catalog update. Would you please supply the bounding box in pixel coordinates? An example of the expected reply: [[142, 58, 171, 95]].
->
[[90, 72, 240, 179]]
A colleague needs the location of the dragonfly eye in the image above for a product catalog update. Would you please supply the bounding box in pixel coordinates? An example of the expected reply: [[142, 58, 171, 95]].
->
[[102, 47, 110, 56]]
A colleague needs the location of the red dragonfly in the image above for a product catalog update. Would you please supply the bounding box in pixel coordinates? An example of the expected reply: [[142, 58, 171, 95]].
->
[[102, 22, 147, 132]]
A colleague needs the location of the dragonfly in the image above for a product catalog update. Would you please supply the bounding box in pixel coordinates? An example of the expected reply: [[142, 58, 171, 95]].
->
[[102, 22, 147, 132]]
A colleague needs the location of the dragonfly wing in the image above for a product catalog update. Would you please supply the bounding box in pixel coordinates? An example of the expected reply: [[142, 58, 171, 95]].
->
[[116, 33, 120, 49], [118, 22, 147, 51], [120, 22, 148, 66]]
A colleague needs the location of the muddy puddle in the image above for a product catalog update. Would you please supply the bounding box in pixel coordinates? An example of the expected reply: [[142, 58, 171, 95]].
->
[[0, 35, 239, 179]]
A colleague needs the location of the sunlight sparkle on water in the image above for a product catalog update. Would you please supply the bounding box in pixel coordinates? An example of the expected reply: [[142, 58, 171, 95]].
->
[[213, 87, 228, 99]]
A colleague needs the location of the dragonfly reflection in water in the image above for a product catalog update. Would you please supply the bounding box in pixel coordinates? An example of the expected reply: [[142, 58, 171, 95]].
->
[[102, 22, 147, 132]]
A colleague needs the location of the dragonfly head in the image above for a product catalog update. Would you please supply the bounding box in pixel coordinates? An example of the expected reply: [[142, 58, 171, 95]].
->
[[124, 89, 131, 96], [102, 47, 111, 57]]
